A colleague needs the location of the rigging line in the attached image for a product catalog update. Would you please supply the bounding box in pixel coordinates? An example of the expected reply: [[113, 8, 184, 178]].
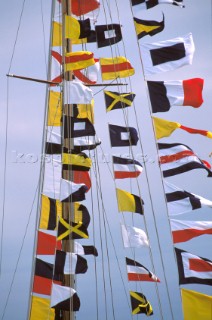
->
[[0, 177, 40, 320], [127, 2, 176, 319], [40, 0, 48, 74], [0, 0, 26, 278], [107, 1, 167, 318], [7, 0, 26, 74], [92, 158, 109, 320], [0, 77, 10, 277], [91, 152, 133, 318], [89, 170, 99, 320], [94, 149, 116, 320]]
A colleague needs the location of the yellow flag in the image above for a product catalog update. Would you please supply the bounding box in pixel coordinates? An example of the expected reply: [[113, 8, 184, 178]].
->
[[181, 289, 212, 320], [116, 188, 143, 214], [153, 117, 180, 139], [39, 195, 62, 230], [29, 296, 55, 320], [47, 91, 62, 126]]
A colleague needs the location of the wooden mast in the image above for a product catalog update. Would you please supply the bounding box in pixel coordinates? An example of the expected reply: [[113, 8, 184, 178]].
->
[[61, 1, 75, 320]]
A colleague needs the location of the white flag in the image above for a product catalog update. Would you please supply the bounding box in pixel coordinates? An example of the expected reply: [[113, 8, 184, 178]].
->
[[64, 80, 93, 104], [121, 225, 149, 247]]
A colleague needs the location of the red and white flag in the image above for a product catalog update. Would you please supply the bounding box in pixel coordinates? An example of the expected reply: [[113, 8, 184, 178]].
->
[[159, 142, 212, 177], [126, 257, 160, 282], [175, 248, 212, 286], [170, 219, 212, 243]]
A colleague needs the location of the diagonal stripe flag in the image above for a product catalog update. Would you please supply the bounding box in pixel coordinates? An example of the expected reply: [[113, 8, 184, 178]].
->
[[57, 217, 89, 240], [133, 13, 164, 39], [116, 188, 144, 214], [104, 90, 136, 112]]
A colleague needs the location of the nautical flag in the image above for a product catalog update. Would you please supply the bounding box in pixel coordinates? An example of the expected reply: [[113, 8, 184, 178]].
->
[[55, 250, 88, 275], [57, 0, 100, 16], [130, 291, 153, 316], [170, 219, 212, 243], [33, 258, 56, 295], [140, 33, 194, 75], [30, 296, 55, 320], [133, 14, 164, 39], [51, 50, 62, 85], [104, 91, 136, 112], [158, 142, 212, 178], [46, 126, 61, 154], [148, 78, 204, 113], [116, 188, 144, 214], [70, 171, 91, 192], [74, 242, 98, 256], [64, 80, 93, 104], [95, 24, 122, 47], [113, 156, 143, 179], [175, 248, 212, 286], [131, 0, 184, 9], [109, 124, 139, 147], [62, 152, 92, 171], [153, 117, 212, 140], [73, 59, 100, 84], [48, 91, 62, 126], [72, 203, 91, 227], [36, 230, 61, 255], [51, 283, 80, 311], [58, 217, 89, 240], [121, 225, 149, 247], [72, 102, 95, 123], [40, 195, 62, 230], [65, 15, 91, 40], [164, 180, 212, 215], [60, 178, 88, 202], [126, 257, 160, 282], [51, 50, 99, 85], [52, 18, 91, 46], [42, 154, 62, 200], [100, 56, 135, 80], [64, 51, 95, 71], [181, 289, 212, 320], [40, 197, 90, 230], [64, 116, 101, 151]]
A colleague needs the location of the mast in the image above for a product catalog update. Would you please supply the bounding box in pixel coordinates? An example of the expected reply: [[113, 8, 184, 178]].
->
[[61, 1, 75, 320]]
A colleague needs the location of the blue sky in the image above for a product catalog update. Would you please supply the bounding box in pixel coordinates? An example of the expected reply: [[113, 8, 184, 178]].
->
[[0, 0, 212, 319]]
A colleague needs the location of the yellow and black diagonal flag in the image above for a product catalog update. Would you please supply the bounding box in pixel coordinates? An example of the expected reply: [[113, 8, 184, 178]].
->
[[57, 216, 89, 240], [134, 13, 165, 39], [130, 291, 153, 316], [104, 90, 136, 112]]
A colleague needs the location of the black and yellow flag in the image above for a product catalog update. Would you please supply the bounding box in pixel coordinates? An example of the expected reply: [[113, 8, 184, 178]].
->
[[40, 196, 90, 230], [134, 14, 164, 39], [62, 152, 92, 171], [40, 195, 62, 230], [57, 217, 89, 240], [116, 188, 144, 215], [104, 90, 136, 112], [130, 291, 153, 316]]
